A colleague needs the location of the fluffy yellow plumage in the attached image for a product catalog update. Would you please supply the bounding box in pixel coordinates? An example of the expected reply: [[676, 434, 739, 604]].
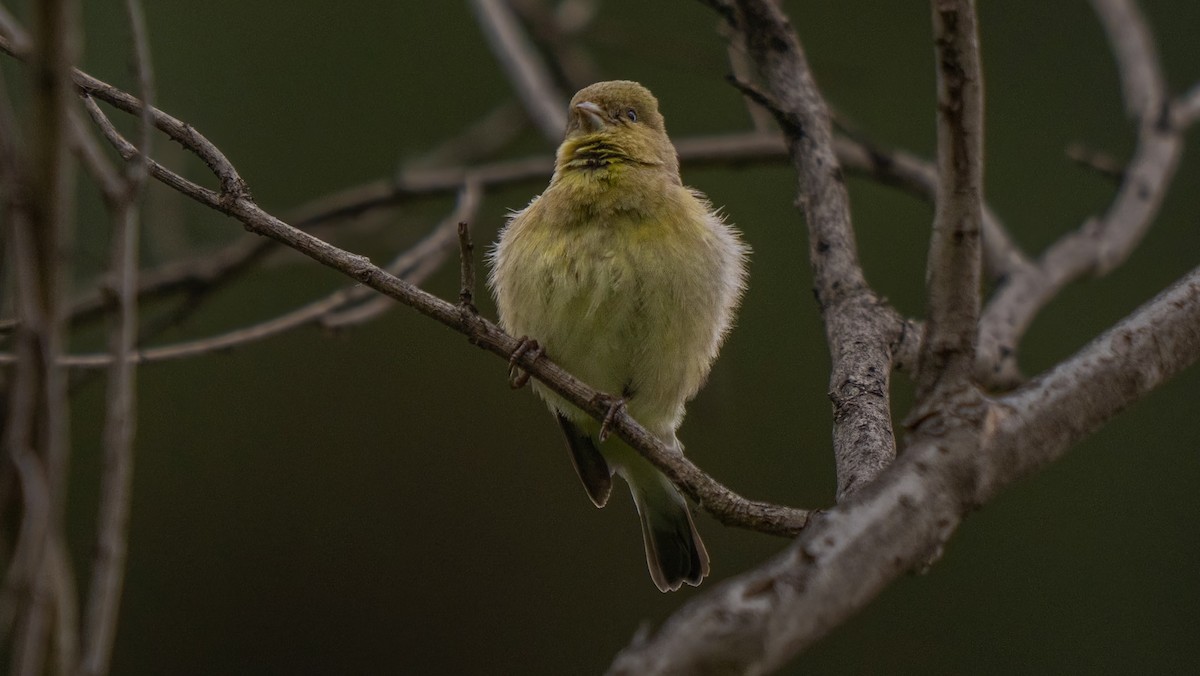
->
[[489, 81, 748, 591]]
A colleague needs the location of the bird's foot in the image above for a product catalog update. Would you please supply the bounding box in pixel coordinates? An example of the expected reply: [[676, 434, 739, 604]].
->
[[507, 337, 544, 389], [597, 396, 627, 442]]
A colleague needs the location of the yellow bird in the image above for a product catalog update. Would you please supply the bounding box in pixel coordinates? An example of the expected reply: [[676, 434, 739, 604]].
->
[[489, 81, 748, 591]]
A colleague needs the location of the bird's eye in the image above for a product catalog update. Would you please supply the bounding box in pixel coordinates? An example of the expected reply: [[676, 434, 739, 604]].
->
[[625, 108, 638, 122]]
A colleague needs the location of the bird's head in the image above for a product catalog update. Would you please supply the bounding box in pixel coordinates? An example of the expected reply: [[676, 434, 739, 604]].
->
[[556, 80, 680, 179]]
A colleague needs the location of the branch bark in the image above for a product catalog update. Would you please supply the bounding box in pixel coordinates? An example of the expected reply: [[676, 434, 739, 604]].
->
[[608, 250, 1200, 676], [726, 0, 900, 501], [915, 0, 984, 403], [0, 48, 812, 538]]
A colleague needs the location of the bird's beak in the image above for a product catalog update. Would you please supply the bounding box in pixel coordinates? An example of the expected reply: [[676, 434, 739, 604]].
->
[[573, 100, 608, 132]]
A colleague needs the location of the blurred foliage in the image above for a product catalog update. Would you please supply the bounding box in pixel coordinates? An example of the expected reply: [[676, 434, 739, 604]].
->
[[20, 0, 1200, 673]]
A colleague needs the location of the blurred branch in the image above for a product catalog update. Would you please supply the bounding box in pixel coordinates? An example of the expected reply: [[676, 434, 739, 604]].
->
[[402, 101, 528, 170], [1172, 80, 1200, 129], [20, 158, 480, 364], [1066, 142, 1125, 183], [469, 0, 568, 142], [509, 0, 602, 90], [3, 0, 79, 671], [720, 26, 774, 133], [320, 182, 482, 329], [833, 133, 1027, 283], [78, 1, 152, 672], [975, 0, 1186, 388]]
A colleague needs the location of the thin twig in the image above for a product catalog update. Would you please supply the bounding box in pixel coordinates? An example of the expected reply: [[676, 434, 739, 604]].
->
[[1171, 80, 1200, 129], [1066, 142, 1125, 183], [21, 180, 482, 366], [320, 181, 483, 330], [457, 222, 478, 313], [722, 29, 775, 133], [42, 59, 812, 536], [403, 101, 528, 170], [67, 105, 123, 202]]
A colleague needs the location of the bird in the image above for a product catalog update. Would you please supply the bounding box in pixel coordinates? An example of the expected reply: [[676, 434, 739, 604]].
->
[[488, 80, 748, 592]]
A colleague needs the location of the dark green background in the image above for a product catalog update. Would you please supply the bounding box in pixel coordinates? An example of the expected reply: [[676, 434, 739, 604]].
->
[[32, 0, 1200, 673]]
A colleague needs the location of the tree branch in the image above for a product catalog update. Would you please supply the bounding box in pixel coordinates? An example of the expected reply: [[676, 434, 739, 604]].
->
[[914, 0, 985, 403], [469, 0, 568, 143], [608, 217, 1200, 676], [975, 0, 1185, 388], [1171, 80, 1200, 129], [12, 169, 481, 366], [724, 0, 899, 500], [607, 2, 1200, 671], [5, 0, 78, 670], [3, 48, 812, 538], [983, 265, 1200, 494]]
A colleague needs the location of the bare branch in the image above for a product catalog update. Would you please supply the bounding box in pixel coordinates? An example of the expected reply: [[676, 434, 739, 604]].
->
[[1066, 142, 1125, 183], [722, 29, 775, 133], [724, 0, 899, 500], [320, 182, 483, 330], [44, 63, 813, 534], [608, 244, 1200, 676], [509, 0, 602, 90], [404, 101, 528, 170], [983, 265, 1200, 494], [456, 221, 478, 313], [915, 0, 985, 403], [469, 0, 568, 142], [975, 0, 1184, 387], [833, 134, 1028, 285], [0, 125, 1016, 346], [22, 182, 482, 366]]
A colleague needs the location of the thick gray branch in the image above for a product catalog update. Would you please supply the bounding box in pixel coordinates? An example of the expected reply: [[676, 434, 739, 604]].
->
[[608, 245, 1200, 676], [982, 265, 1200, 496]]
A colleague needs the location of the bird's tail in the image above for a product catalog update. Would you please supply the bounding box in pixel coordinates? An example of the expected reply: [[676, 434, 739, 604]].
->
[[617, 447, 710, 592]]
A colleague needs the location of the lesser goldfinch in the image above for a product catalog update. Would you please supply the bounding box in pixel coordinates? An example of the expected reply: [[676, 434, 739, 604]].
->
[[489, 81, 748, 591]]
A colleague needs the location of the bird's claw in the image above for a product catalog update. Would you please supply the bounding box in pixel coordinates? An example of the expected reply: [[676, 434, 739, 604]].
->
[[597, 396, 626, 442], [508, 337, 544, 389]]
